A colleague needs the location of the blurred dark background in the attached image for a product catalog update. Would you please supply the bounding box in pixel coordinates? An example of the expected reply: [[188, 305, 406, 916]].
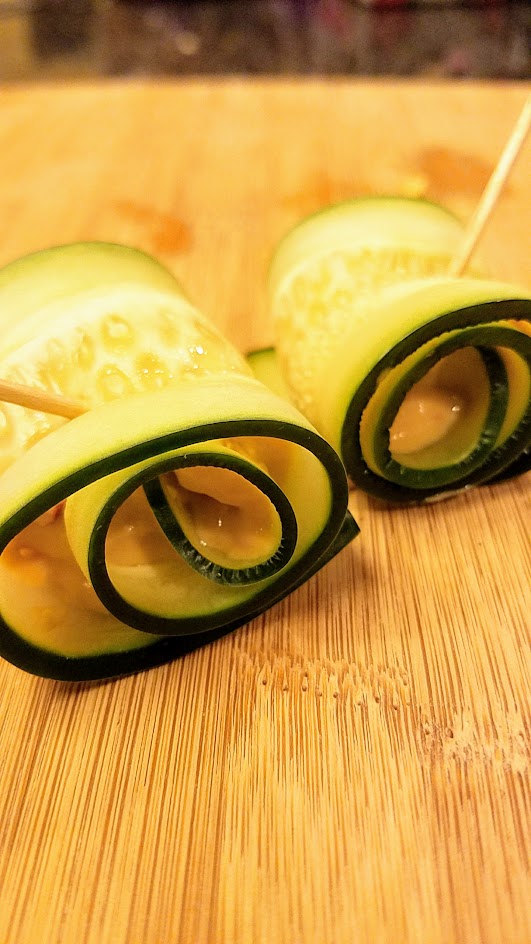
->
[[0, 0, 529, 82]]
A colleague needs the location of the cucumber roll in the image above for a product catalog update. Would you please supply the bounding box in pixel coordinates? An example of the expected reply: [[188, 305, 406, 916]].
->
[[0, 243, 356, 680], [264, 198, 531, 503]]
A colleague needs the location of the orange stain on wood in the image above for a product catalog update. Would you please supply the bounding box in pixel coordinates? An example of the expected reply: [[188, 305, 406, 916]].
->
[[281, 175, 369, 218], [418, 147, 511, 200], [112, 199, 193, 254]]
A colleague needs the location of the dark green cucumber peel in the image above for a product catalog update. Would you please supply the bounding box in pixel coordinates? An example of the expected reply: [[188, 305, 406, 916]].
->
[[0, 511, 358, 683], [488, 446, 531, 483], [143, 454, 298, 587], [341, 299, 531, 502]]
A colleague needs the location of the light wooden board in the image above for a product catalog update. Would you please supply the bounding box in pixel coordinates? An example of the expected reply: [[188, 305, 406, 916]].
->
[[0, 80, 529, 944]]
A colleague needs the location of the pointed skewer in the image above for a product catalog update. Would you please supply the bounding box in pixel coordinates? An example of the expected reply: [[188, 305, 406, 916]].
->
[[448, 93, 531, 277], [0, 379, 85, 420]]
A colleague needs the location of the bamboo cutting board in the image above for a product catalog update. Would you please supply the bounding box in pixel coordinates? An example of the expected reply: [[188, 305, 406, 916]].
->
[[0, 80, 529, 944]]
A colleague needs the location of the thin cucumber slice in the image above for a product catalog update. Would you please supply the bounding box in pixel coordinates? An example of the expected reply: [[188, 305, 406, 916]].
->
[[267, 198, 531, 503]]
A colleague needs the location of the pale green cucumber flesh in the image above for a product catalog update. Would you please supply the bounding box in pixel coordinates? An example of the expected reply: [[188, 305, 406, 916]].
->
[[268, 196, 462, 299], [247, 347, 293, 401], [0, 409, 348, 619], [371, 337, 508, 489], [267, 196, 530, 503], [80, 419, 347, 635], [0, 241, 184, 339]]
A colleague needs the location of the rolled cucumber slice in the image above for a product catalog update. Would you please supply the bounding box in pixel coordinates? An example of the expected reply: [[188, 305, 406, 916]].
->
[[266, 198, 531, 502], [0, 243, 356, 680]]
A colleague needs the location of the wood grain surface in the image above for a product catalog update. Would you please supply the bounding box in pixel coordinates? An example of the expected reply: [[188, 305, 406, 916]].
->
[[0, 80, 529, 944]]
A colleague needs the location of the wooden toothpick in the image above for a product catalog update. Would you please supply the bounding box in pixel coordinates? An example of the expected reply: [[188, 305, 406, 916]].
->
[[0, 379, 85, 420], [448, 93, 531, 277]]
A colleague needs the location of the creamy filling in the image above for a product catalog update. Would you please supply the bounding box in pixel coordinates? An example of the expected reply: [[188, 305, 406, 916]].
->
[[104, 488, 178, 567], [167, 466, 281, 564], [390, 386, 464, 454], [388, 350, 478, 462]]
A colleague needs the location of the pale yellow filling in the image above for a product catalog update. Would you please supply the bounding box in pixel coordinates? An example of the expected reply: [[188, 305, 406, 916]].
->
[[104, 489, 180, 567], [390, 386, 464, 455], [169, 466, 280, 564], [388, 351, 477, 461]]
